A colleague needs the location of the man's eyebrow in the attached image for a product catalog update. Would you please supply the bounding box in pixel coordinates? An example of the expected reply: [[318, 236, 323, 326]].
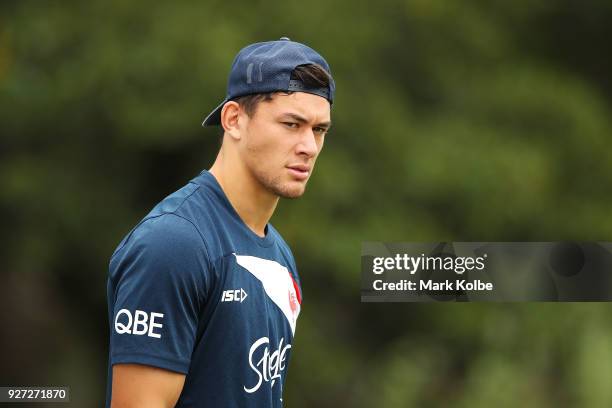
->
[[280, 113, 332, 128]]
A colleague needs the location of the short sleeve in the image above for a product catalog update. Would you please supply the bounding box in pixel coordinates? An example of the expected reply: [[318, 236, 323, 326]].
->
[[108, 214, 210, 374]]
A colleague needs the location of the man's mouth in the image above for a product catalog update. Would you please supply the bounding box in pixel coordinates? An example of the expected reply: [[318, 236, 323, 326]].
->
[[286, 164, 311, 180]]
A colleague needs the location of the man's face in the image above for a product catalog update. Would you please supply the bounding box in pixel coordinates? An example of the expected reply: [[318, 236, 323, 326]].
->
[[238, 92, 331, 199]]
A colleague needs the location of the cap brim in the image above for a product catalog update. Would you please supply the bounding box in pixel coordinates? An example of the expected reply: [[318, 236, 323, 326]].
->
[[201, 98, 228, 127]]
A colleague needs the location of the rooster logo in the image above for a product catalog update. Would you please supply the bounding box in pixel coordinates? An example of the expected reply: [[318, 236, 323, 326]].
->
[[288, 290, 298, 320]]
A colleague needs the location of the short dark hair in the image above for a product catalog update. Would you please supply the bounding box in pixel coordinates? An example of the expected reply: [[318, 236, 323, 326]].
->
[[231, 64, 332, 118]]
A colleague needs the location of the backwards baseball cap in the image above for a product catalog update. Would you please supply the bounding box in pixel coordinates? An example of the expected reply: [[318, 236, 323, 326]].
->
[[202, 37, 335, 127]]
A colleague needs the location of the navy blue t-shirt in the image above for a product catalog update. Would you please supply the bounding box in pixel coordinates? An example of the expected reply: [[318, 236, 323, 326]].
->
[[105, 170, 302, 407]]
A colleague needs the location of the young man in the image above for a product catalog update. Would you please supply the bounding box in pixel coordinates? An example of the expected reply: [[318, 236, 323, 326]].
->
[[105, 37, 335, 407]]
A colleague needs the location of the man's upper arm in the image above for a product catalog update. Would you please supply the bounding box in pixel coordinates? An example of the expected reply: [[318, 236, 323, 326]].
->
[[111, 364, 185, 408], [108, 214, 211, 405]]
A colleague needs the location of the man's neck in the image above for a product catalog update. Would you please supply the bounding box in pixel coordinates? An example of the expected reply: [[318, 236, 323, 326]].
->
[[209, 152, 279, 238]]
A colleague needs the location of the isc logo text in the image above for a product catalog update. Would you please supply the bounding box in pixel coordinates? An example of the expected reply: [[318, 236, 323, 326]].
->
[[222, 288, 248, 303]]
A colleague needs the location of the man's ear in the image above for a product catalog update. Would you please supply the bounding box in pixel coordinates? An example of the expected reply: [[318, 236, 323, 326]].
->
[[220, 101, 243, 141]]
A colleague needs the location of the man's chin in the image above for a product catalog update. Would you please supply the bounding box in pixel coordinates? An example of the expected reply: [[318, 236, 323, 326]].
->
[[273, 181, 307, 199], [280, 191, 305, 199]]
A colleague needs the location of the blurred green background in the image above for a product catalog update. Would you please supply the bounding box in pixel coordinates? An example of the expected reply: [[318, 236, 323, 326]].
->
[[2, 0, 612, 406]]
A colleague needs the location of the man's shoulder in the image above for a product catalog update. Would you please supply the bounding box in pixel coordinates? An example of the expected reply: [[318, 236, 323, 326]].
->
[[112, 213, 206, 261], [267, 224, 297, 265], [147, 179, 203, 219], [267, 224, 289, 248], [134, 213, 204, 244], [111, 179, 207, 252], [133, 176, 219, 246]]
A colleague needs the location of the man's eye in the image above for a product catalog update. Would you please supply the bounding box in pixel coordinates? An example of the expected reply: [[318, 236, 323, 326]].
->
[[314, 127, 328, 134], [283, 122, 298, 128]]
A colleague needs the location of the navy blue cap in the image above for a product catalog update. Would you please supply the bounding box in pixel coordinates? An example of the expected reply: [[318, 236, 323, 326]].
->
[[202, 37, 335, 126]]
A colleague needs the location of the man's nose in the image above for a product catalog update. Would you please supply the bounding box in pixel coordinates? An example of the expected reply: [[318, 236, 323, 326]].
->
[[296, 128, 319, 157]]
